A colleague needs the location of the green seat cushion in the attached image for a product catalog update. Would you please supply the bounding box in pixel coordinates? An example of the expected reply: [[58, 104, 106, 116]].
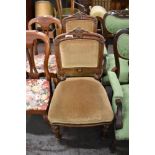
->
[[102, 54, 115, 84], [108, 71, 123, 99], [105, 15, 129, 34], [112, 84, 129, 140], [102, 54, 129, 84]]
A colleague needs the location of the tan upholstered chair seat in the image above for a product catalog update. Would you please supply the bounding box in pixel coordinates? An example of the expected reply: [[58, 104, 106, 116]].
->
[[48, 77, 114, 125]]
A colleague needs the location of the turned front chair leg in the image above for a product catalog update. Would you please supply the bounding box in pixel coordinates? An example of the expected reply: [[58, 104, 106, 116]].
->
[[102, 124, 109, 139], [43, 114, 49, 123], [110, 139, 116, 153], [51, 125, 62, 140]]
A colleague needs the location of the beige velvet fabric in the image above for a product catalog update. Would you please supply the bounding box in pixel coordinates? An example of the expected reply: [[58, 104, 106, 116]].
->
[[60, 39, 99, 68], [66, 20, 95, 32], [48, 77, 114, 125]]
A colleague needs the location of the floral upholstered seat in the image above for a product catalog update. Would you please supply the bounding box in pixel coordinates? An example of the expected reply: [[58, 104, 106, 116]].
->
[[26, 54, 57, 74], [26, 30, 52, 117], [26, 79, 50, 111]]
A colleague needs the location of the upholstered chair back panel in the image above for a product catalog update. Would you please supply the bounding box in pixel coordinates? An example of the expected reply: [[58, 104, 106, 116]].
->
[[59, 39, 99, 68], [117, 33, 129, 59], [65, 20, 95, 32], [105, 16, 129, 33], [118, 58, 129, 83]]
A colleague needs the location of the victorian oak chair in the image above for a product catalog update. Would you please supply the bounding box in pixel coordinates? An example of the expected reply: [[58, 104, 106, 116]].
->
[[55, 0, 85, 20], [26, 30, 52, 118], [27, 16, 62, 78], [107, 29, 129, 151], [28, 16, 62, 38], [47, 28, 114, 140]]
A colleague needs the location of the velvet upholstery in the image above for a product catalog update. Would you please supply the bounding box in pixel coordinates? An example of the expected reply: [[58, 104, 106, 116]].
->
[[102, 55, 129, 83], [102, 54, 116, 83], [117, 34, 129, 59], [66, 20, 95, 32], [119, 58, 129, 83], [105, 16, 129, 34], [114, 85, 129, 140], [60, 39, 99, 68], [48, 77, 114, 125], [107, 71, 123, 100]]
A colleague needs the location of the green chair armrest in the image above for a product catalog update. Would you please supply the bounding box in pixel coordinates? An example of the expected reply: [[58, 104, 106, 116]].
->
[[108, 71, 124, 129], [107, 71, 123, 99]]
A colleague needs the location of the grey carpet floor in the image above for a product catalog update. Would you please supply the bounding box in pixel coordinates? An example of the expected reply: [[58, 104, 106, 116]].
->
[[27, 117, 129, 155], [26, 86, 129, 155]]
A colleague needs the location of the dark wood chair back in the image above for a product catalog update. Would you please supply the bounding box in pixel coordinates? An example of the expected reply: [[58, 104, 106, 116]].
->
[[54, 28, 105, 80], [28, 16, 62, 38], [113, 28, 129, 81], [26, 30, 50, 80]]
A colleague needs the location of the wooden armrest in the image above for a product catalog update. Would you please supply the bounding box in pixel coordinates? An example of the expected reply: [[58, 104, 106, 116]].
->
[[115, 99, 123, 129]]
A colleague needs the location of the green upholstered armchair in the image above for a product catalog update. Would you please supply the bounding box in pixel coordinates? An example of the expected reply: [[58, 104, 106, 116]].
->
[[102, 28, 129, 85], [107, 29, 129, 151]]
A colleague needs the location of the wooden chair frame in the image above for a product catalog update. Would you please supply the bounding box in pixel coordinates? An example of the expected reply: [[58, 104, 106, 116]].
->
[[27, 16, 61, 78], [56, 0, 86, 20], [113, 28, 129, 81], [62, 12, 98, 33], [26, 30, 51, 116], [49, 28, 113, 140], [54, 27, 105, 80], [28, 16, 62, 39]]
